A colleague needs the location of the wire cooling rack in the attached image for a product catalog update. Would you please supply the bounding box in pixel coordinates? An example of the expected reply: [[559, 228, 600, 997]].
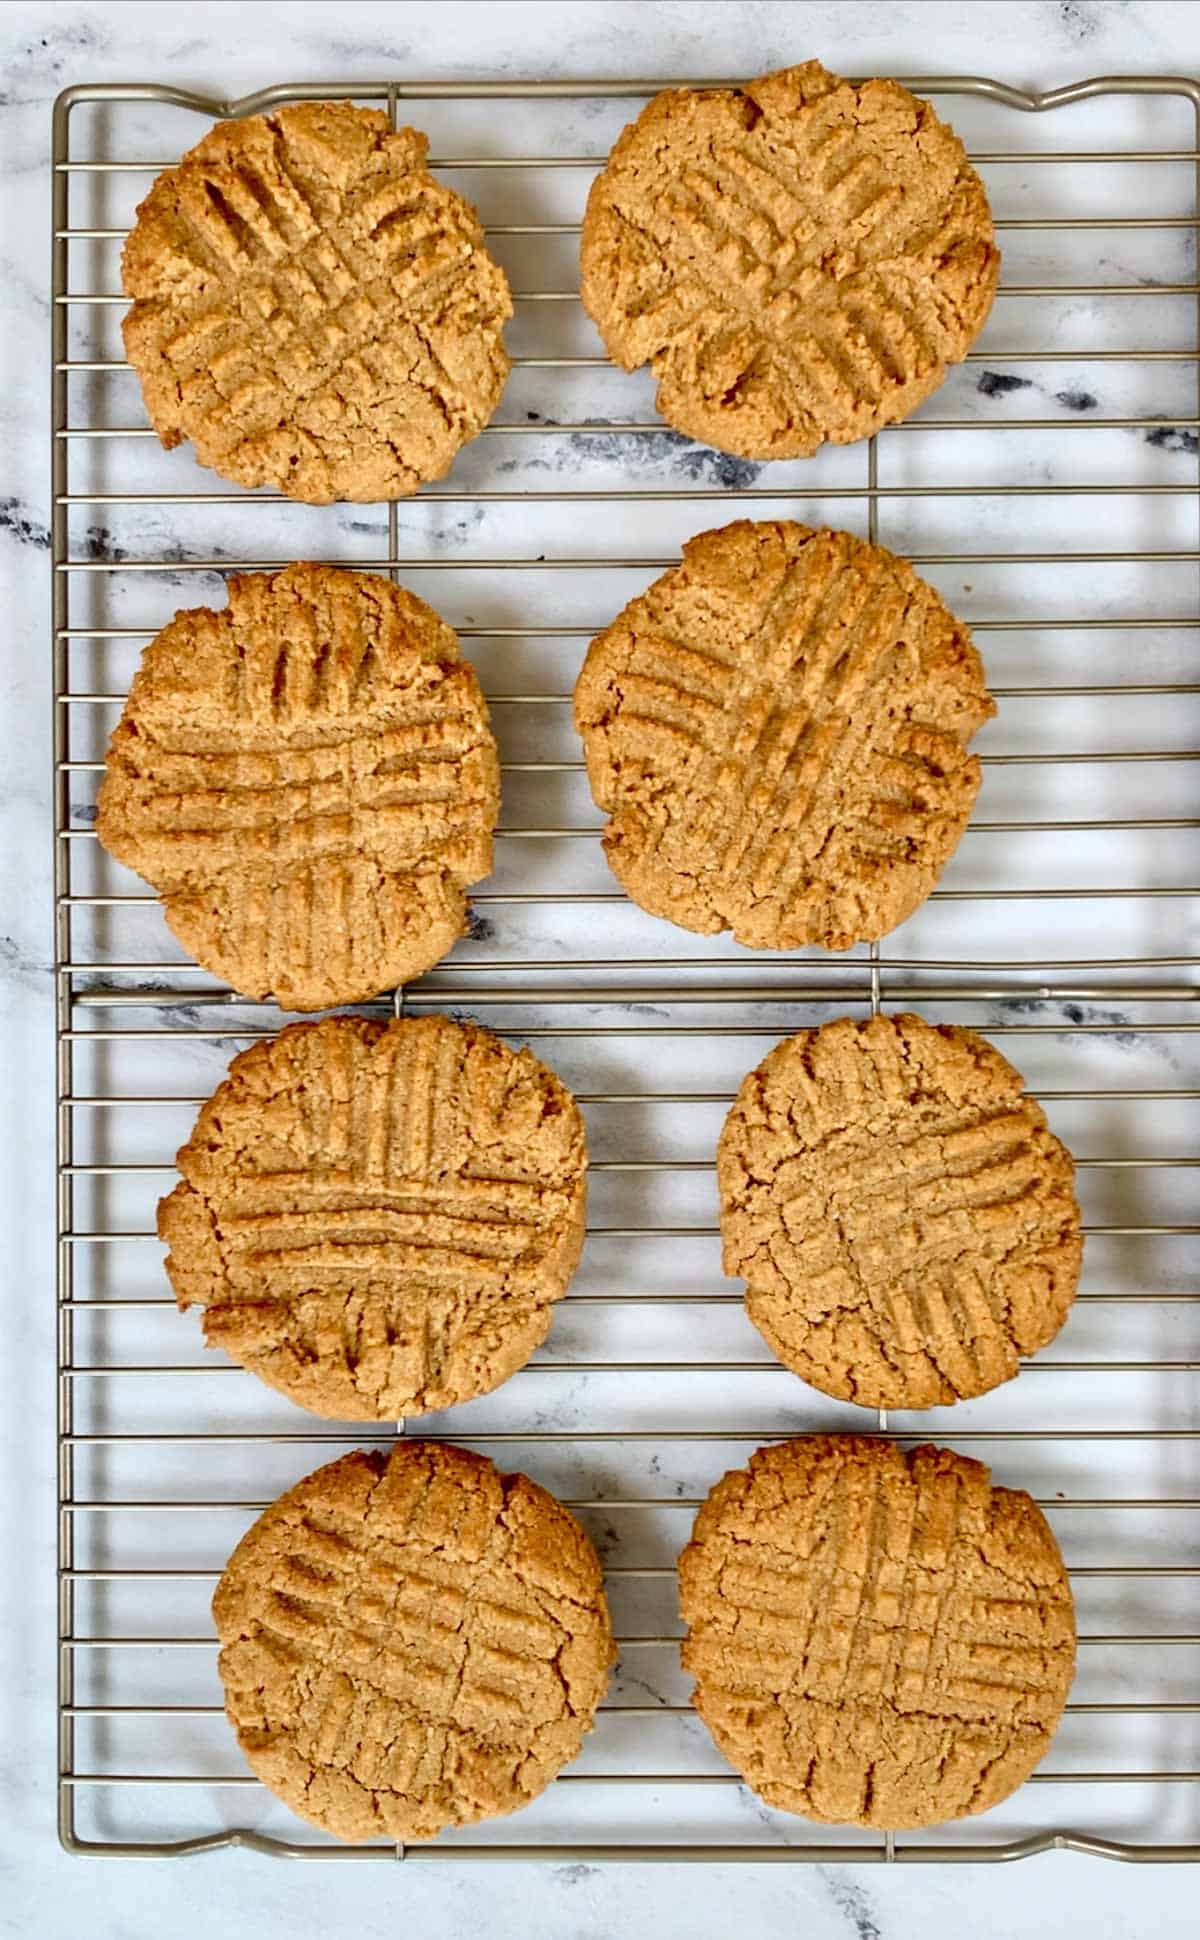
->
[[51, 75, 1200, 1863]]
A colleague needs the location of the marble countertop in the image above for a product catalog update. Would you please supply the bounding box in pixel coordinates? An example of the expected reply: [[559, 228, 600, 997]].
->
[[3, 2, 1199, 1934]]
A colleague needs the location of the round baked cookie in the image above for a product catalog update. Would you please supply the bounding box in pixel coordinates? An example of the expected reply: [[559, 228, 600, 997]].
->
[[214, 1442, 615, 1842], [581, 62, 998, 459], [679, 1435, 1076, 1829], [574, 521, 994, 951], [159, 1015, 588, 1419], [96, 563, 499, 1010], [122, 101, 512, 501], [718, 1014, 1083, 1409]]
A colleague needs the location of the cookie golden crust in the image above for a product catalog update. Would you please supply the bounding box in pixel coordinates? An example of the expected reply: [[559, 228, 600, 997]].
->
[[580, 62, 998, 459], [95, 564, 499, 1010], [214, 1443, 615, 1843], [159, 1016, 588, 1420], [718, 1015, 1083, 1409], [573, 521, 994, 951], [122, 102, 512, 501], [679, 1436, 1076, 1830]]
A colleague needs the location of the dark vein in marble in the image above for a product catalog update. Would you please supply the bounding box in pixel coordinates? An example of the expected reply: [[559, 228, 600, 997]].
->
[[499, 429, 763, 490], [1056, 0, 1104, 44], [1146, 426, 1199, 456], [0, 16, 110, 100], [976, 371, 1032, 398], [985, 996, 1142, 1050], [81, 524, 128, 563], [820, 1872, 884, 1940], [0, 497, 50, 549], [976, 373, 1199, 458], [0, 935, 49, 990], [552, 1862, 600, 1885]]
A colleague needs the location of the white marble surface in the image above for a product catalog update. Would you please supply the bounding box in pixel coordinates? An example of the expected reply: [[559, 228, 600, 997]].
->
[[3, 1, 1200, 1933]]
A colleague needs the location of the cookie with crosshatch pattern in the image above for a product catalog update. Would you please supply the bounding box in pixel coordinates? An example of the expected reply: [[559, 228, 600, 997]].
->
[[214, 1441, 615, 1842], [580, 61, 999, 458], [574, 520, 995, 952], [122, 100, 512, 501], [95, 562, 499, 1010], [718, 1013, 1083, 1409], [678, 1435, 1076, 1828], [158, 1014, 589, 1420]]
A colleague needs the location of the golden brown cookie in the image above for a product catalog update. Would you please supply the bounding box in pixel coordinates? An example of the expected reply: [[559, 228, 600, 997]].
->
[[581, 62, 998, 458], [96, 563, 499, 1010], [679, 1435, 1076, 1829], [159, 1015, 588, 1419], [214, 1442, 615, 1842], [122, 101, 512, 501], [718, 1014, 1083, 1409], [574, 521, 994, 951]]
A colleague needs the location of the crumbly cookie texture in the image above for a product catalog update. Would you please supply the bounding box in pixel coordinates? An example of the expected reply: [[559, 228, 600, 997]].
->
[[581, 61, 998, 458], [159, 1015, 588, 1420], [679, 1436, 1076, 1829], [214, 1442, 615, 1842], [122, 101, 512, 501], [574, 520, 994, 952], [718, 1014, 1082, 1409], [96, 563, 499, 1010]]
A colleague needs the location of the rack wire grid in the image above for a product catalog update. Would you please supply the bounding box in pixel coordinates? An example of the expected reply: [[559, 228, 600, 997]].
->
[[51, 74, 1200, 1865]]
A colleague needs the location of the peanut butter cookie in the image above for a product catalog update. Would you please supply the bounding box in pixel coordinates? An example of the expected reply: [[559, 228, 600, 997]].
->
[[581, 62, 998, 458], [96, 563, 499, 1010], [215, 1442, 615, 1841], [160, 1015, 588, 1420], [123, 102, 512, 501], [679, 1435, 1076, 1828], [718, 1014, 1083, 1408], [574, 521, 994, 952]]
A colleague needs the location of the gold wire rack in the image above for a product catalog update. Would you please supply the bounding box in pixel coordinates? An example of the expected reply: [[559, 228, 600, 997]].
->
[[52, 74, 1200, 1863]]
